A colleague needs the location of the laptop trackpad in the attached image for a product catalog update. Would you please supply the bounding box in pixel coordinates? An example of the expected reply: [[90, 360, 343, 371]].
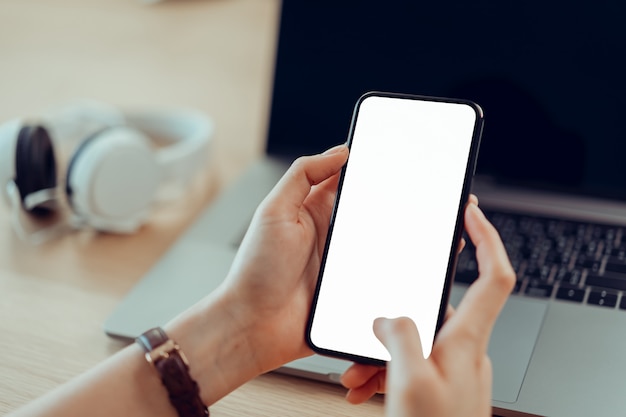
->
[[449, 285, 547, 404]]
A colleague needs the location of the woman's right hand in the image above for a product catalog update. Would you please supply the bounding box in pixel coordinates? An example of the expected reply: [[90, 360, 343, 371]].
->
[[341, 202, 515, 417]]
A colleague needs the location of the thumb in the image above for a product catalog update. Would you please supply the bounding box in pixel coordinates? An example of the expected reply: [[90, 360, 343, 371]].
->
[[263, 144, 348, 215], [373, 317, 426, 368]]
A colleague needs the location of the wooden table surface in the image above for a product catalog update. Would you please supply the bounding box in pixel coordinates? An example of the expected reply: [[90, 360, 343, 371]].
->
[[0, 1, 384, 415]]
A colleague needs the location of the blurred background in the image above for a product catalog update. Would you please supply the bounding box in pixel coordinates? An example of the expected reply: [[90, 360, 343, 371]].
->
[[0, 0, 279, 188]]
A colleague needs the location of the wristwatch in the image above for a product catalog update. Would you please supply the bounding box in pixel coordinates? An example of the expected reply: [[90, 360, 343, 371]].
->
[[136, 327, 209, 417]]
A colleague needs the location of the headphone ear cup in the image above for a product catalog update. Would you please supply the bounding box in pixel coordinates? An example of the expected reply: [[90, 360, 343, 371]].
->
[[14, 125, 57, 216], [65, 127, 160, 232]]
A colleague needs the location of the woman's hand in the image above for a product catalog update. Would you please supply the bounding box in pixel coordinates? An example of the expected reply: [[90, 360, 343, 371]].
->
[[341, 201, 515, 417], [220, 144, 349, 372]]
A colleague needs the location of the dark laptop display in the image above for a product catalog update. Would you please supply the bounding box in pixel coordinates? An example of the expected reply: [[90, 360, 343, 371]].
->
[[266, 0, 626, 199]]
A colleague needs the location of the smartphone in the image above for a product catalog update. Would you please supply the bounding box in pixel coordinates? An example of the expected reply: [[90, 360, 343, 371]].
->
[[306, 92, 483, 365]]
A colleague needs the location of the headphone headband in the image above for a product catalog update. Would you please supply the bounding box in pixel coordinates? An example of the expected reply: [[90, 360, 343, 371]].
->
[[124, 109, 213, 186]]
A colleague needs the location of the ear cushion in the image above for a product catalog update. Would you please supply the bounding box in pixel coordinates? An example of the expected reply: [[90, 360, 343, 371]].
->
[[65, 126, 160, 231], [14, 125, 57, 215]]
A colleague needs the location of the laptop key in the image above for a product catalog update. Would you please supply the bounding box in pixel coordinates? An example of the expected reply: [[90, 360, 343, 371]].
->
[[587, 290, 618, 308], [604, 259, 626, 275], [555, 286, 585, 303], [585, 274, 626, 291]]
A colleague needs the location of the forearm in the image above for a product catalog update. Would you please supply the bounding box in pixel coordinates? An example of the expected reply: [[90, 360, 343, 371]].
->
[[9, 343, 173, 417], [8, 289, 265, 417]]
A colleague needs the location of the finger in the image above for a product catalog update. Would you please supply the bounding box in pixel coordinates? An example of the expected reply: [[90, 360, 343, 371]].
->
[[301, 158, 349, 252], [445, 304, 456, 322], [455, 194, 478, 254], [311, 165, 343, 197], [374, 317, 426, 368], [340, 363, 382, 389], [457, 237, 466, 254], [344, 370, 386, 404], [304, 165, 344, 214], [264, 144, 348, 217], [453, 203, 516, 352]]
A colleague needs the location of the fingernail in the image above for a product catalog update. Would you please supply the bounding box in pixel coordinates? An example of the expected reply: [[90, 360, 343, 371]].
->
[[322, 144, 347, 155], [467, 202, 485, 219], [373, 317, 389, 332]]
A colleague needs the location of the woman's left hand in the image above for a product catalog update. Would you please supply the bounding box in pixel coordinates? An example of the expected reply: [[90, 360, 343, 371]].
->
[[221, 144, 349, 372]]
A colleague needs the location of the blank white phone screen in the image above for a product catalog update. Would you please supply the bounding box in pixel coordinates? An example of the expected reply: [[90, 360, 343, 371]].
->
[[309, 95, 478, 361]]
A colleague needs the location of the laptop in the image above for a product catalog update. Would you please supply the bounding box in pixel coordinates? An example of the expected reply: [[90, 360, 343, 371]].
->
[[105, 1, 626, 415]]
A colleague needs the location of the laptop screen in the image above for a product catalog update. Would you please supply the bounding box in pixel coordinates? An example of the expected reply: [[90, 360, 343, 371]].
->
[[265, 0, 626, 200]]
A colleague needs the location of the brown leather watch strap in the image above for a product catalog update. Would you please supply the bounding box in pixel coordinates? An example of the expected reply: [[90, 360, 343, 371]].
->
[[137, 327, 209, 417]]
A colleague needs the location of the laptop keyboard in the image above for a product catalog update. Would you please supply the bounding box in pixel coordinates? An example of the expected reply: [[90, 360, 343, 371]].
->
[[455, 209, 626, 310]]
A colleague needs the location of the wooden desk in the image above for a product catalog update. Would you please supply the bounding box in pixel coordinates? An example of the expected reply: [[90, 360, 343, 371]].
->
[[0, 1, 384, 415]]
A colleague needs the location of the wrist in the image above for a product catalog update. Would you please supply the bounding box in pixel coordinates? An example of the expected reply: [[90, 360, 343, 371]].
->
[[162, 288, 264, 407]]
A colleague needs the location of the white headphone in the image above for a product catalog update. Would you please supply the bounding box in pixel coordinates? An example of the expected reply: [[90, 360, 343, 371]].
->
[[0, 101, 213, 241]]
